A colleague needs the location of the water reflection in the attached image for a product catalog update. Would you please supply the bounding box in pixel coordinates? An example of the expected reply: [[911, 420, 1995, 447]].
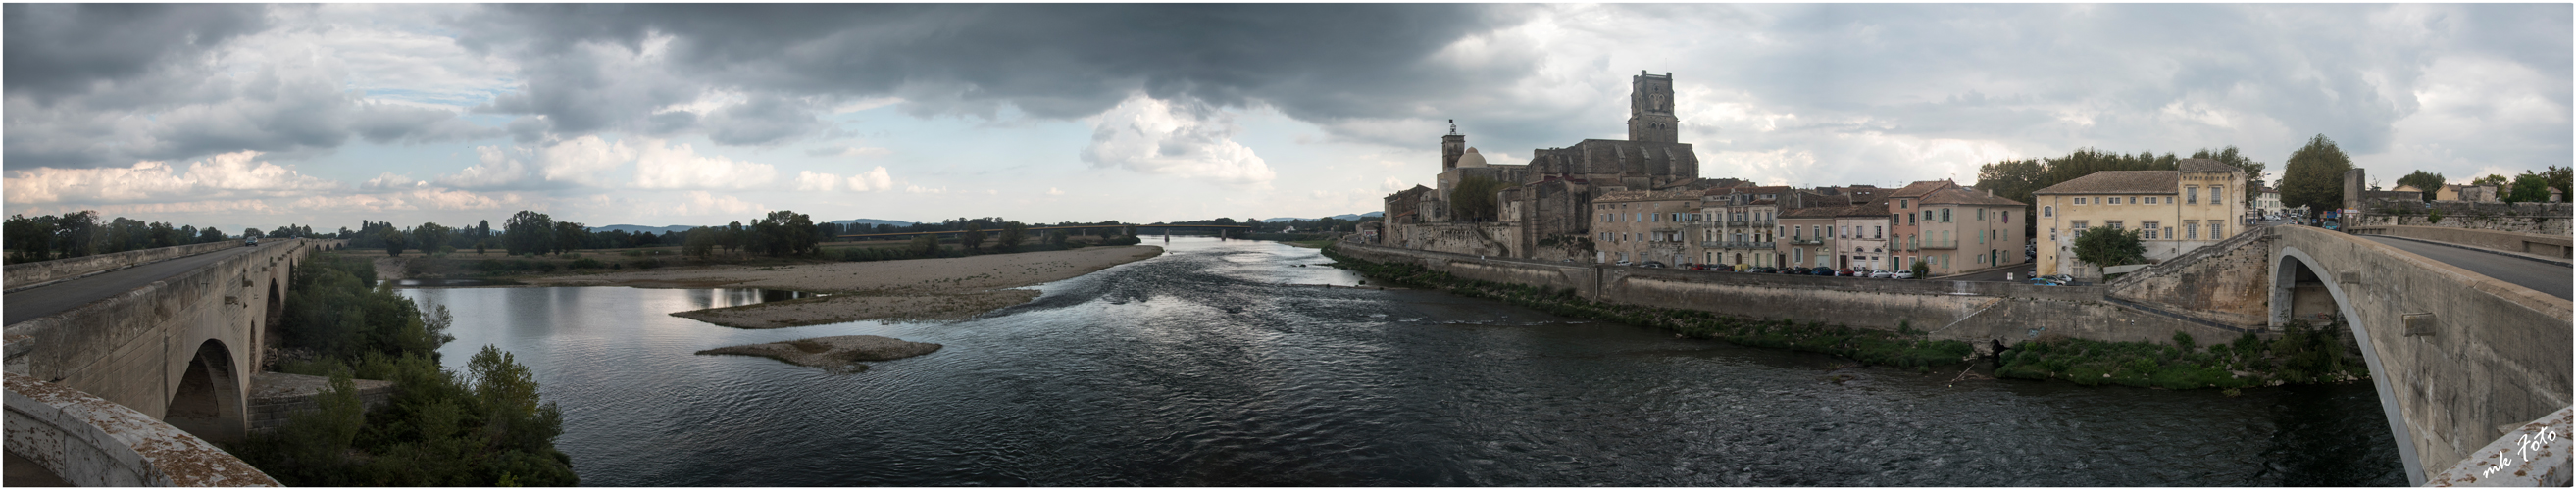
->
[[398, 237, 2402, 486]]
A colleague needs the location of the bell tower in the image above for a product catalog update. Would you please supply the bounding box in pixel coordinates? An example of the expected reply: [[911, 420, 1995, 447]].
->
[[1627, 71, 1679, 143], [1440, 119, 1466, 171]]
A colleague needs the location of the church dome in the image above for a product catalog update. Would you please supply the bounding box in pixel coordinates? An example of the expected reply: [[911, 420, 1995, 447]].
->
[[1456, 147, 1488, 168]]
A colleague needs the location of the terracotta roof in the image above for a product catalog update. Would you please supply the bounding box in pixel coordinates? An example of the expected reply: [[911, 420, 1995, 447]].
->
[[1889, 180, 1957, 199], [2033, 171, 2177, 195], [1779, 207, 1841, 219], [2177, 158, 2238, 172], [1920, 187, 2027, 207], [1596, 189, 1700, 202], [1836, 204, 1892, 218]]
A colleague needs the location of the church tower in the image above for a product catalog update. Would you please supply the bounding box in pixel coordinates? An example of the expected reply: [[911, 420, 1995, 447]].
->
[[1440, 119, 1466, 171], [1627, 72, 1678, 143]]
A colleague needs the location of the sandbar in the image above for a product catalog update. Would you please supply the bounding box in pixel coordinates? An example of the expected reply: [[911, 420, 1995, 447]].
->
[[520, 245, 1162, 327], [693, 335, 942, 372]]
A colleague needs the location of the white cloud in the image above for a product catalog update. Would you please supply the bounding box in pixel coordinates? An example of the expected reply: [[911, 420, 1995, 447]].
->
[[905, 183, 945, 194], [631, 139, 779, 189], [795, 171, 842, 191], [1081, 93, 1278, 185], [4, 151, 339, 205], [847, 167, 892, 192], [362, 172, 425, 190], [1047, 187, 1064, 196], [439, 136, 635, 189]]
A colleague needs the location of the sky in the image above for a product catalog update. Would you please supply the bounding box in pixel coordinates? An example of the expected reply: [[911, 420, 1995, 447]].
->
[[4, 3, 2568, 232]]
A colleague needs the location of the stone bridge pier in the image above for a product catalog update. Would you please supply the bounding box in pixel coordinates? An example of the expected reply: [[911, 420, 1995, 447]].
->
[[2266, 225, 2572, 484]]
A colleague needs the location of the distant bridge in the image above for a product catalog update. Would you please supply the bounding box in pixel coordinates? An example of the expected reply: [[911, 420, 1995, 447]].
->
[[838, 224, 1252, 240]]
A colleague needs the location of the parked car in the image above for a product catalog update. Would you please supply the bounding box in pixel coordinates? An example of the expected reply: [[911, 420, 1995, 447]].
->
[[1614, 260, 1632, 267], [1869, 270, 1894, 278], [1746, 267, 1772, 273], [1834, 268, 1856, 276], [243, 236, 259, 247], [1642, 261, 1668, 269], [1891, 270, 1916, 279], [1808, 267, 1834, 276]]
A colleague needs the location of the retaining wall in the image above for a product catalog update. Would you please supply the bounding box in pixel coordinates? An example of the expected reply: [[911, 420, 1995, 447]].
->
[[245, 372, 396, 433], [4, 242, 240, 291], [1334, 241, 2252, 348], [2359, 200, 2571, 236], [2102, 228, 2276, 329]]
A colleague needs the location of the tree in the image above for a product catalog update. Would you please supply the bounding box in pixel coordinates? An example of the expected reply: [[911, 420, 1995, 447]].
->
[[2279, 134, 2354, 214], [2396, 171, 2446, 201], [2071, 226, 2147, 273], [752, 211, 819, 257], [1450, 175, 1519, 222], [502, 211, 554, 256], [2544, 166, 2572, 201], [2506, 172, 2552, 203], [379, 227, 408, 257], [682, 226, 721, 258], [413, 222, 453, 256], [997, 221, 1028, 251], [198, 226, 227, 244], [1910, 259, 1930, 279], [910, 234, 939, 257], [551, 221, 587, 255], [960, 221, 986, 253], [2472, 174, 2510, 187]]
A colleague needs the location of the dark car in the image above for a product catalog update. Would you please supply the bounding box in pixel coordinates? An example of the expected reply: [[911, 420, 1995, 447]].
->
[[1713, 264, 1735, 272], [1811, 267, 1835, 276], [1754, 267, 1779, 273], [1642, 261, 1668, 269]]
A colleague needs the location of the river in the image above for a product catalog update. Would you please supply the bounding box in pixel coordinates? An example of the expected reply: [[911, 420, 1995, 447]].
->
[[397, 236, 2404, 486]]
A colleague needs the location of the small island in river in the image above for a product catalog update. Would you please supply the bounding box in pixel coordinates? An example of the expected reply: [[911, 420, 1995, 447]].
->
[[695, 335, 943, 372]]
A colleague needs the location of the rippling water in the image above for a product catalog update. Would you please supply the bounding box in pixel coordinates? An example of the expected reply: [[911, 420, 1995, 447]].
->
[[399, 237, 2404, 486]]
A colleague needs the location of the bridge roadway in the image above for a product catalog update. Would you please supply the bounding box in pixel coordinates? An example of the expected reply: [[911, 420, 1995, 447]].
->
[[2357, 235, 2572, 300], [5, 243, 274, 326]]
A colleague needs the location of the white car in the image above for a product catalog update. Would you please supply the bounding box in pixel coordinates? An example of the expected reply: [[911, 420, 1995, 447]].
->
[[1868, 270, 1894, 278], [1891, 270, 1916, 279]]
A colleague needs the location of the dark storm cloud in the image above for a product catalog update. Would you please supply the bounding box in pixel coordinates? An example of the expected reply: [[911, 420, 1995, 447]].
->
[[3, 4, 269, 100], [457, 4, 1520, 135]]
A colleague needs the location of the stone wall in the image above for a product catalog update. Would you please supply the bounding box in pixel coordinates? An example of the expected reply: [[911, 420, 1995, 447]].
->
[[1387, 222, 1522, 258], [2359, 199, 2571, 236], [1333, 241, 2253, 349], [2102, 227, 2276, 329], [2346, 225, 2574, 260], [245, 372, 396, 433], [4, 241, 240, 291]]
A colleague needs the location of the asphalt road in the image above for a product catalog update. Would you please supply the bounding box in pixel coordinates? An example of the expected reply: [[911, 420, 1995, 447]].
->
[[2357, 235, 2573, 300], [3, 243, 268, 326]]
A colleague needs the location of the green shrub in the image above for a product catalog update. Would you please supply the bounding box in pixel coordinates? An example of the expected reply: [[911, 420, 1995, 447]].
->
[[567, 258, 605, 270]]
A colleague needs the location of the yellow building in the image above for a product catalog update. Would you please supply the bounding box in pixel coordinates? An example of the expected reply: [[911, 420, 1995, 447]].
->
[[2033, 159, 2248, 278], [1591, 190, 1701, 265]]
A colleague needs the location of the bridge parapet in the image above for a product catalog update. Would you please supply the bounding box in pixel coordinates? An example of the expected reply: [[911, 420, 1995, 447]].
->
[[2346, 224, 2572, 262], [5, 372, 278, 486], [5, 241, 242, 292], [2269, 225, 2572, 484]]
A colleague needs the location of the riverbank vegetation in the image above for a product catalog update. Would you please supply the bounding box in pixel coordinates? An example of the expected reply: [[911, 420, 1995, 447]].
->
[[229, 253, 576, 486], [1324, 246, 2371, 390]]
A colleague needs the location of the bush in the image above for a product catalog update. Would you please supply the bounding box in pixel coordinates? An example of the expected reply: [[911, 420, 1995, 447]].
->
[[568, 258, 606, 270]]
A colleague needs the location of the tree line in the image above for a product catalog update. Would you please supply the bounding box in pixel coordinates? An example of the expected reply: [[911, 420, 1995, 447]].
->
[[2, 211, 328, 264]]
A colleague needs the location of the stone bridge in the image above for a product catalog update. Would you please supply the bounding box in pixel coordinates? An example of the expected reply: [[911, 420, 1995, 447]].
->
[[4, 238, 334, 486], [2264, 225, 2570, 485]]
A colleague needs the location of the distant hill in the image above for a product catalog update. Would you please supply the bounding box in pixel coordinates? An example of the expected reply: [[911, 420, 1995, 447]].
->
[[830, 219, 914, 227], [590, 224, 695, 234]]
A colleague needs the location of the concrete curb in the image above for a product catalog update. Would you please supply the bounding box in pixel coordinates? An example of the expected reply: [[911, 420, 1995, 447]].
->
[[2363, 234, 2573, 268]]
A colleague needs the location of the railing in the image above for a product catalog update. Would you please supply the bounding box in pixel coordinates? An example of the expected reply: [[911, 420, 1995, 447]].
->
[[1699, 241, 1776, 249], [1922, 240, 1958, 250], [1790, 238, 1825, 245]]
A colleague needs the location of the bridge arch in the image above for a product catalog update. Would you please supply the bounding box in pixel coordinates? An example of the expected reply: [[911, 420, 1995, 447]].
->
[[2270, 247, 2424, 484], [163, 339, 246, 444]]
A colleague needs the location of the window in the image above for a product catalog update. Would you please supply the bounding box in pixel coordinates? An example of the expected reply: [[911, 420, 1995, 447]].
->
[[2185, 220, 2199, 239], [2212, 186, 2224, 205], [1977, 209, 1987, 220], [1907, 213, 1916, 225], [2146, 196, 2159, 205], [2074, 197, 2087, 205], [2071, 220, 2089, 229], [2000, 211, 2009, 222], [2142, 220, 2159, 240], [1941, 209, 1952, 222], [2186, 186, 2198, 204], [1874, 226, 1883, 239], [2107, 220, 2123, 231], [2210, 222, 2224, 238], [1902, 200, 1910, 209]]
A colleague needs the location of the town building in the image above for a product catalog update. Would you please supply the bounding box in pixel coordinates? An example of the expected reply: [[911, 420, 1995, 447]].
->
[[1778, 206, 1842, 269], [1697, 186, 1797, 268], [2436, 183, 2500, 203], [1833, 203, 1894, 271], [2033, 159, 2248, 278], [2253, 185, 2287, 216], [1881, 180, 1959, 272], [1914, 187, 2029, 274], [1592, 190, 1702, 265]]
